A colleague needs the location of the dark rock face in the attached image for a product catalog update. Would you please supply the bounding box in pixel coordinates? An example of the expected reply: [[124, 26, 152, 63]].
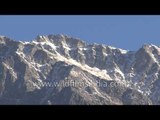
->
[[0, 35, 160, 105]]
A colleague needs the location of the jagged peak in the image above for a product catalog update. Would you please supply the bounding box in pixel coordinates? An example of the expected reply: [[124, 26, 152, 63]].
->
[[0, 35, 7, 39], [142, 43, 159, 49], [35, 34, 87, 48], [0, 35, 11, 41], [140, 44, 160, 54], [32, 34, 130, 54], [35, 34, 74, 41], [0, 35, 19, 45], [1, 34, 159, 56]]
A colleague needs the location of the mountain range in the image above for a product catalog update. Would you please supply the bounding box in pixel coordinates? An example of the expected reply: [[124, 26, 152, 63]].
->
[[0, 34, 160, 105]]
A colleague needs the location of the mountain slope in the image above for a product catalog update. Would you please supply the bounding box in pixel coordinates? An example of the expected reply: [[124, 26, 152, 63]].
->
[[0, 34, 159, 105]]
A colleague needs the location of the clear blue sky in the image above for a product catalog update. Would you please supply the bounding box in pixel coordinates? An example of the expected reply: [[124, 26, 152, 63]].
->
[[0, 15, 160, 50]]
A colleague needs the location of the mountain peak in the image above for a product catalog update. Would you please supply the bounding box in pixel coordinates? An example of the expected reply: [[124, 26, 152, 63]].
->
[[35, 34, 87, 48], [0, 36, 18, 45], [0, 35, 6, 39], [142, 43, 159, 49], [141, 44, 160, 54]]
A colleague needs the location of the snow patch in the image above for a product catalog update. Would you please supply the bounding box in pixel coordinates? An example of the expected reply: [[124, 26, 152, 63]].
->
[[108, 46, 117, 50], [2, 62, 17, 79], [42, 47, 112, 80], [119, 48, 128, 54]]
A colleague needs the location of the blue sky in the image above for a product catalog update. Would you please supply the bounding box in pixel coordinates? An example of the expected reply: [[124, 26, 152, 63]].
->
[[0, 15, 160, 50]]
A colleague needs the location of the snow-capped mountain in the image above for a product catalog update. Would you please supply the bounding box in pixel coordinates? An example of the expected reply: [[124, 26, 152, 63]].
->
[[0, 34, 160, 105]]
